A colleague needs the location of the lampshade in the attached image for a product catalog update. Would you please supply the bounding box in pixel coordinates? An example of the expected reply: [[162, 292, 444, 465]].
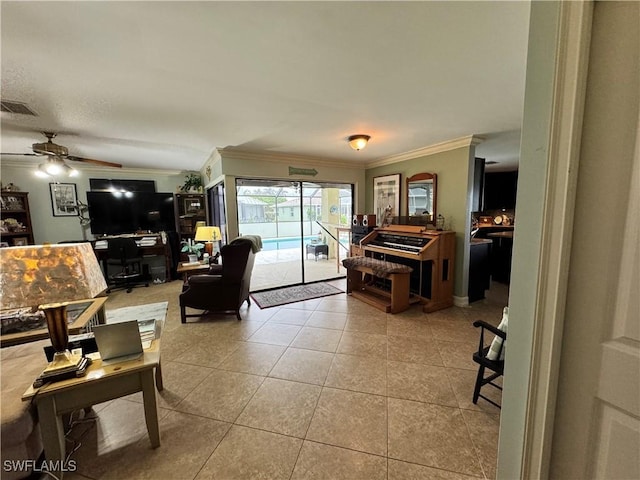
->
[[348, 134, 371, 151], [0, 243, 107, 310], [0, 243, 107, 380], [195, 226, 222, 242]]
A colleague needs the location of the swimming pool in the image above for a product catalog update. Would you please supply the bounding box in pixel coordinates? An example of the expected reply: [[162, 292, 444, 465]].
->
[[262, 236, 318, 251]]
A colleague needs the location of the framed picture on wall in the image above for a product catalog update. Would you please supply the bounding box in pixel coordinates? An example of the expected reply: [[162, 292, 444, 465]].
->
[[49, 183, 79, 217], [373, 174, 401, 226]]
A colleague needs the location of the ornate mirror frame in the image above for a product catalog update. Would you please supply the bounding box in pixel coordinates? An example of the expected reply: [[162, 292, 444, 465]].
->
[[406, 173, 437, 222]]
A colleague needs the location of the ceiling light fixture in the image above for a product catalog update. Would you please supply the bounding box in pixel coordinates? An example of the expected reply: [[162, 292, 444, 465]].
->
[[35, 156, 79, 178], [348, 134, 371, 151]]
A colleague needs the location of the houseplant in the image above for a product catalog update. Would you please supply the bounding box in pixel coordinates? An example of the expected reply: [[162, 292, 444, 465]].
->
[[181, 239, 204, 262], [182, 174, 203, 193]]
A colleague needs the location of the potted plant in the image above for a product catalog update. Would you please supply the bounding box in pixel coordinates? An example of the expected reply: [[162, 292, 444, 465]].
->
[[181, 239, 204, 263], [182, 174, 203, 193]]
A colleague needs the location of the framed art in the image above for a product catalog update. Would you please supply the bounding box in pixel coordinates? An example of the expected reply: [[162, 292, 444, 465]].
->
[[373, 174, 401, 226], [13, 237, 28, 246], [49, 183, 78, 217]]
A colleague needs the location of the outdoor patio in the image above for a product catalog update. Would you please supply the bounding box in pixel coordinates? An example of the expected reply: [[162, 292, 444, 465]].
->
[[251, 246, 348, 291]]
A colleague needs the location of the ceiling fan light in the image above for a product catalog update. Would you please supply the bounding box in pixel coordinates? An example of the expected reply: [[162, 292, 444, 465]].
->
[[44, 161, 63, 176], [348, 134, 371, 151], [34, 169, 49, 178]]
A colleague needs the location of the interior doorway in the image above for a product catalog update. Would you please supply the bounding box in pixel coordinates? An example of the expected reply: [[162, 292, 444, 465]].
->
[[235, 178, 353, 291]]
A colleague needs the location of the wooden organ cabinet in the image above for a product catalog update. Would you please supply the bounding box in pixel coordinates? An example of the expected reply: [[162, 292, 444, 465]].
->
[[357, 225, 456, 312]]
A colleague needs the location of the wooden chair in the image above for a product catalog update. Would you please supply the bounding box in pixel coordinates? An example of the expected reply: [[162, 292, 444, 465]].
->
[[472, 319, 506, 408]]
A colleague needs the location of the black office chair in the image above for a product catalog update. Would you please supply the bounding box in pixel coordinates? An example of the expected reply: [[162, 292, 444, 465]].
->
[[471, 319, 506, 408], [106, 237, 148, 293]]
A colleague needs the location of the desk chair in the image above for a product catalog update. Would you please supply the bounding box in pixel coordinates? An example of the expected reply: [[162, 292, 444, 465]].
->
[[106, 238, 148, 293]]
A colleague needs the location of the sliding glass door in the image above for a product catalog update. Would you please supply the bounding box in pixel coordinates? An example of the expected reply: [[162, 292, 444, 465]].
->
[[236, 178, 353, 291]]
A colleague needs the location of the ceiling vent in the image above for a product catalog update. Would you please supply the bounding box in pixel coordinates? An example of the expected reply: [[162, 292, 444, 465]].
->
[[0, 101, 37, 116]]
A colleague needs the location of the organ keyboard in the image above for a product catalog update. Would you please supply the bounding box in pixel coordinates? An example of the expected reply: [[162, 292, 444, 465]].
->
[[358, 225, 456, 312]]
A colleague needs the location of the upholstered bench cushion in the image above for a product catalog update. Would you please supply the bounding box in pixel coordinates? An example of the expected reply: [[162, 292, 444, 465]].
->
[[342, 256, 413, 278]]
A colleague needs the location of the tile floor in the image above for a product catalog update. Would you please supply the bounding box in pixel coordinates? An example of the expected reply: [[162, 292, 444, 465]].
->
[[64, 279, 506, 480]]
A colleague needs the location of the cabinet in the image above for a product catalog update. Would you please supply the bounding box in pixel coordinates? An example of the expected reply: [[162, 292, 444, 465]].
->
[[469, 239, 492, 302], [0, 192, 34, 246], [173, 193, 206, 242], [483, 171, 518, 210]]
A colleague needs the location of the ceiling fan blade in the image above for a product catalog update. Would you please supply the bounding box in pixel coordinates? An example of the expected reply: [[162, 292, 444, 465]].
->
[[66, 156, 123, 168], [0, 152, 40, 156]]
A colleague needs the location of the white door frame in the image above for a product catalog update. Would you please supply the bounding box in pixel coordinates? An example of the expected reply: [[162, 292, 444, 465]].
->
[[498, 1, 594, 478]]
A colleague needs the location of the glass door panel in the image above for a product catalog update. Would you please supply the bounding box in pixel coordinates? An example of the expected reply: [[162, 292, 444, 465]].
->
[[235, 178, 353, 291], [301, 182, 353, 283], [236, 179, 303, 290]]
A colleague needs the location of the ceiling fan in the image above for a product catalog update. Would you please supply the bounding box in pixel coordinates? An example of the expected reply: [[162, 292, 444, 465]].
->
[[1, 132, 123, 174]]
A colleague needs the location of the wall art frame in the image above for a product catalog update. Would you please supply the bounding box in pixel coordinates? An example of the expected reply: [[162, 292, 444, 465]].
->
[[49, 183, 79, 217], [373, 173, 401, 226]]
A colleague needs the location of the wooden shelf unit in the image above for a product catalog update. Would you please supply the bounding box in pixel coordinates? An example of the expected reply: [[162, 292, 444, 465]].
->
[[173, 193, 206, 243], [0, 192, 34, 246]]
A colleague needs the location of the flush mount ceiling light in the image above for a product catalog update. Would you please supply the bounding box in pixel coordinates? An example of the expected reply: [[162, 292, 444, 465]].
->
[[348, 134, 371, 151]]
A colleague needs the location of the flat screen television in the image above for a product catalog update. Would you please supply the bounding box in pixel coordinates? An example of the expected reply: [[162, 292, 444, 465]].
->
[[87, 192, 176, 235]]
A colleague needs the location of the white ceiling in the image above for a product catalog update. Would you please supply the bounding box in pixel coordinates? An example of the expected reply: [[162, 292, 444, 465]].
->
[[1, 1, 530, 173]]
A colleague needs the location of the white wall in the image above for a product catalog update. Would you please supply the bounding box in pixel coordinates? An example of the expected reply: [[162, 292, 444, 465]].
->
[[0, 163, 188, 244], [498, 1, 561, 477]]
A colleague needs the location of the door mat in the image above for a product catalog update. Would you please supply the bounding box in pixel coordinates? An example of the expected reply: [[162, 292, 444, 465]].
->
[[250, 283, 343, 309]]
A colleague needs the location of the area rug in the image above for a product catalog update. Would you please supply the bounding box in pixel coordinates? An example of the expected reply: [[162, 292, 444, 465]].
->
[[251, 283, 343, 309]]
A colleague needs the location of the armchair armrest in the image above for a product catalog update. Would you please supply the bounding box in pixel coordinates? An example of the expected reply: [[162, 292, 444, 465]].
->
[[187, 274, 224, 285], [473, 320, 506, 339]]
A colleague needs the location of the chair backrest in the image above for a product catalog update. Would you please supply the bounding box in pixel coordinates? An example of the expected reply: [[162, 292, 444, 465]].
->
[[107, 237, 140, 263], [220, 239, 255, 283]]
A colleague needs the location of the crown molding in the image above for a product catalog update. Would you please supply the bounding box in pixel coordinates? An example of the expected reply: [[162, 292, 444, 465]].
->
[[0, 158, 182, 176], [365, 135, 485, 169], [219, 147, 357, 169]]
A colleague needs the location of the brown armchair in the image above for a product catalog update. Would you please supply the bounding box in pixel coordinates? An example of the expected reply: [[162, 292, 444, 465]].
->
[[179, 238, 256, 322]]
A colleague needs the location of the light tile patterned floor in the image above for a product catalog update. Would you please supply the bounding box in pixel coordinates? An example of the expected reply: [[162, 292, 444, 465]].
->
[[64, 279, 506, 480]]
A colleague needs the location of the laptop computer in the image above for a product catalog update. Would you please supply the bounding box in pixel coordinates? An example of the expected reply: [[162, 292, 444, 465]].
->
[[93, 320, 144, 365]]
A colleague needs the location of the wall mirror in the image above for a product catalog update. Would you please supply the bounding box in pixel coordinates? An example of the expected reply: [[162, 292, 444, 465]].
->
[[406, 173, 437, 221]]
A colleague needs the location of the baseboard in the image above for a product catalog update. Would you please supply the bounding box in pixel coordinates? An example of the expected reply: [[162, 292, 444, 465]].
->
[[453, 295, 469, 307]]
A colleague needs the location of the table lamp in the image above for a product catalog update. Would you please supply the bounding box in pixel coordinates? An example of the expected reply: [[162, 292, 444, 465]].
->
[[0, 243, 108, 382], [195, 226, 222, 256]]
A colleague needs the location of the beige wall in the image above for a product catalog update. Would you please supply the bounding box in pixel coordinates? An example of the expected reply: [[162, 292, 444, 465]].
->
[[365, 146, 474, 297], [0, 163, 187, 244], [216, 151, 366, 240]]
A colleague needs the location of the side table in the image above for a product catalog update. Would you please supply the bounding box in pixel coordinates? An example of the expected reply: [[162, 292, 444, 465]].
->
[[22, 335, 163, 479], [177, 261, 211, 283], [305, 243, 328, 261]]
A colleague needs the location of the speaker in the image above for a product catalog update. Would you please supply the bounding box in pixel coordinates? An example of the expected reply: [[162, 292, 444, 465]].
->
[[362, 214, 376, 227], [352, 214, 364, 226], [351, 225, 375, 245]]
